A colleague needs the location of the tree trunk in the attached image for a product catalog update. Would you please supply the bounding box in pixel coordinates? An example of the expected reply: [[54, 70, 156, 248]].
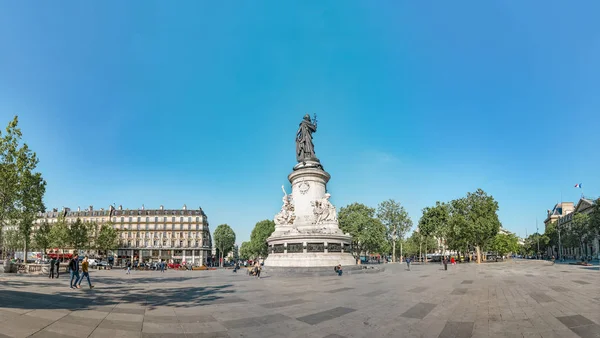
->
[[392, 238, 396, 263], [476, 245, 481, 264], [400, 240, 403, 262], [424, 241, 427, 263], [23, 242, 28, 264]]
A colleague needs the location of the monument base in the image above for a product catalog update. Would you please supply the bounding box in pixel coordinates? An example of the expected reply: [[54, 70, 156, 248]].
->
[[264, 252, 356, 267]]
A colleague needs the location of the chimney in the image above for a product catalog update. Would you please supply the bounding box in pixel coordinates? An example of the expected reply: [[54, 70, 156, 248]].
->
[[183, 204, 187, 211], [77, 206, 81, 211], [160, 205, 164, 210], [118, 205, 123, 210], [89, 205, 93, 211]]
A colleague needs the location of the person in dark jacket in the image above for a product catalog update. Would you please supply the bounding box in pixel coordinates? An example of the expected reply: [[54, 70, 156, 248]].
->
[[49, 258, 56, 279], [69, 254, 81, 289]]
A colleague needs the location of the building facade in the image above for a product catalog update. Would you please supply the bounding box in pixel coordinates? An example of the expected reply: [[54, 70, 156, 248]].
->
[[545, 199, 599, 259], [34, 204, 212, 266]]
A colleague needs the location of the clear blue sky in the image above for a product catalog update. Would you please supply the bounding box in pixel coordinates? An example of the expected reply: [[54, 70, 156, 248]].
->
[[1, 2, 599, 243]]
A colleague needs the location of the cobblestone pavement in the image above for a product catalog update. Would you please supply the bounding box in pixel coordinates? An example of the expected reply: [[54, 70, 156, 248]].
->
[[0, 260, 598, 338]]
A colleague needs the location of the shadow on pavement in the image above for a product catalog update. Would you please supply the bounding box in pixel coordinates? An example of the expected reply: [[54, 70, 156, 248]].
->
[[0, 283, 238, 310]]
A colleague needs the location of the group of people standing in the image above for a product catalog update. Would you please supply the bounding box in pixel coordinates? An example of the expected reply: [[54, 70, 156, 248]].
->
[[48, 254, 94, 289]]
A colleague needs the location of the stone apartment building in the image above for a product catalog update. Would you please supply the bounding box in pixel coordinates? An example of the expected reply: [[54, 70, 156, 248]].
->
[[545, 199, 599, 259], [34, 204, 212, 265]]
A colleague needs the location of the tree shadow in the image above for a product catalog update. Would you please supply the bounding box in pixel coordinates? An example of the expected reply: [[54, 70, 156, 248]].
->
[[0, 283, 240, 311]]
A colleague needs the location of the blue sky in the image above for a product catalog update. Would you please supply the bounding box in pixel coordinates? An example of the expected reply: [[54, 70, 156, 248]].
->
[[1, 2, 599, 243]]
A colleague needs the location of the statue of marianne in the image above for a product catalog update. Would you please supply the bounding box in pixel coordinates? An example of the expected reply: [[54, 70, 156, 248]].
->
[[296, 114, 318, 162]]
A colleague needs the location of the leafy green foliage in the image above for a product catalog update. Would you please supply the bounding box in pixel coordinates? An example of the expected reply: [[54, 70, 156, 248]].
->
[[49, 215, 69, 254], [0, 116, 46, 261], [213, 224, 236, 267], [33, 220, 52, 254], [69, 218, 89, 252], [488, 233, 519, 256], [376, 199, 412, 261], [339, 203, 387, 260], [239, 241, 252, 260], [248, 219, 275, 259], [2, 228, 23, 255], [96, 223, 119, 254]]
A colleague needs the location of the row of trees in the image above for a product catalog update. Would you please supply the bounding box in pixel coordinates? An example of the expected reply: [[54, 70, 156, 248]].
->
[[235, 189, 504, 265], [2, 215, 120, 259], [523, 200, 600, 258]]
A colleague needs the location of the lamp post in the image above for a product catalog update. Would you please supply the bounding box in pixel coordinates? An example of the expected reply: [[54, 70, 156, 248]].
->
[[536, 218, 540, 259]]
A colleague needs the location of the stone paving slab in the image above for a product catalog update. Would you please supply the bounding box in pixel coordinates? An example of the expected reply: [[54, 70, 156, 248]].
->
[[0, 260, 599, 337]]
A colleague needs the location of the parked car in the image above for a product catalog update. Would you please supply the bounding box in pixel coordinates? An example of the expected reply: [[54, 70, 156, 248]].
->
[[168, 263, 181, 269]]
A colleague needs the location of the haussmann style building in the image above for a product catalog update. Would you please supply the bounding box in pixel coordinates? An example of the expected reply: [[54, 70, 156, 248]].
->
[[35, 204, 212, 266]]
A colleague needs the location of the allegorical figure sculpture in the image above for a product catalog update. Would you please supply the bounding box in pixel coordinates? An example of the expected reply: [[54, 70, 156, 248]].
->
[[274, 186, 295, 225], [312, 193, 338, 224], [296, 114, 318, 162]]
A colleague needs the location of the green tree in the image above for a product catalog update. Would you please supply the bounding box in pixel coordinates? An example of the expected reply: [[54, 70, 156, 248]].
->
[[96, 223, 119, 256], [418, 202, 448, 262], [570, 213, 590, 258], [248, 219, 275, 259], [451, 189, 501, 263], [69, 218, 89, 253], [376, 199, 413, 262], [33, 220, 52, 255], [50, 215, 69, 258], [239, 241, 252, 261], [489, 233, 519, 257], [0, 116, 46, 262], [2, 229, 23, 257], [339, 203, 387, 262], [544, 221, 559, 252], [589, 199, 600, 236], [213, 224, 236, 267]]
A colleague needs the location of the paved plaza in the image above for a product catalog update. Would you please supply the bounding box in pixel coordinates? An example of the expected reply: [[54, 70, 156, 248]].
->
[[0, 261, 598, 338]]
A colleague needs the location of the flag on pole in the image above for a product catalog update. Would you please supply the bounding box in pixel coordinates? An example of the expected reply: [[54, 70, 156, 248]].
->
[[574, 183, 582, 188]]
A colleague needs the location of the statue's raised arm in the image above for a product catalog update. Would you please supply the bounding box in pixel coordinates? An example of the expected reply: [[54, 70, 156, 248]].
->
[[296, 114, 319, 162]]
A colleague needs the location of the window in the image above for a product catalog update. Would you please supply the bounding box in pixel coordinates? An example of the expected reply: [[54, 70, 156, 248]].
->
[[196, 217, 199, 222], [196, 224, 199, 230], [145, 217, 149, 222], [154, 217, 158, 222], [136, 224, 140, 230], [128, 217, 132, 222], [145, 224, 148, 230], [180, 232, 184, 238], [137, 217, 141, 222], [170, 217, 174, 222], [180, 217, 183, 222], [188, 217, 191, 222], [120, 217, 124, 223], [128, 232, 132, 238], [188, 232, 191, 238], [163, 217, 167, 222]]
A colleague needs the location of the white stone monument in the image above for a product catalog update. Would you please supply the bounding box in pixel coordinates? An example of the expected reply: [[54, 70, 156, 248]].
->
[[264, 114, 355, 267]]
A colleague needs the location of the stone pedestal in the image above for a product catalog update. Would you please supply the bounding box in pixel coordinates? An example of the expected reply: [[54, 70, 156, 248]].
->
[[265, 161, 355, 267]]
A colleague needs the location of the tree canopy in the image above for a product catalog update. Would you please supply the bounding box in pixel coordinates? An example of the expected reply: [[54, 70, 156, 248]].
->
[[96, 223, 119, 255], [339, 203, 386, 261], [247, 219, 275, 259], [376, 199, 412, 261], [0, 116, 46, 261], [213, 224, 236, 267]]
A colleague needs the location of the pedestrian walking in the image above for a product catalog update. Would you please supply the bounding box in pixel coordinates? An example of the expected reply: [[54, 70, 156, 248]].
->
[[49, 257, 56, 279], [126, 260, 131, 274], [69, 254, 81, 289], [406, 257, 411, 271], [77, 256, 94, 289], [160, 260, 165, 273], [56, 259, 60, 278], [443, 257, 448, 271]]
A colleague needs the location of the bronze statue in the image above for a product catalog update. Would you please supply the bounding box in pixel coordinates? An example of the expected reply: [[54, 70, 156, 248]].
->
[[296, 114, 318, 162]]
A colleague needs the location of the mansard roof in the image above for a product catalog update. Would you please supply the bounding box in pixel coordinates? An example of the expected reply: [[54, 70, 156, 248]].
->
[[574, 198, 595, 213]]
